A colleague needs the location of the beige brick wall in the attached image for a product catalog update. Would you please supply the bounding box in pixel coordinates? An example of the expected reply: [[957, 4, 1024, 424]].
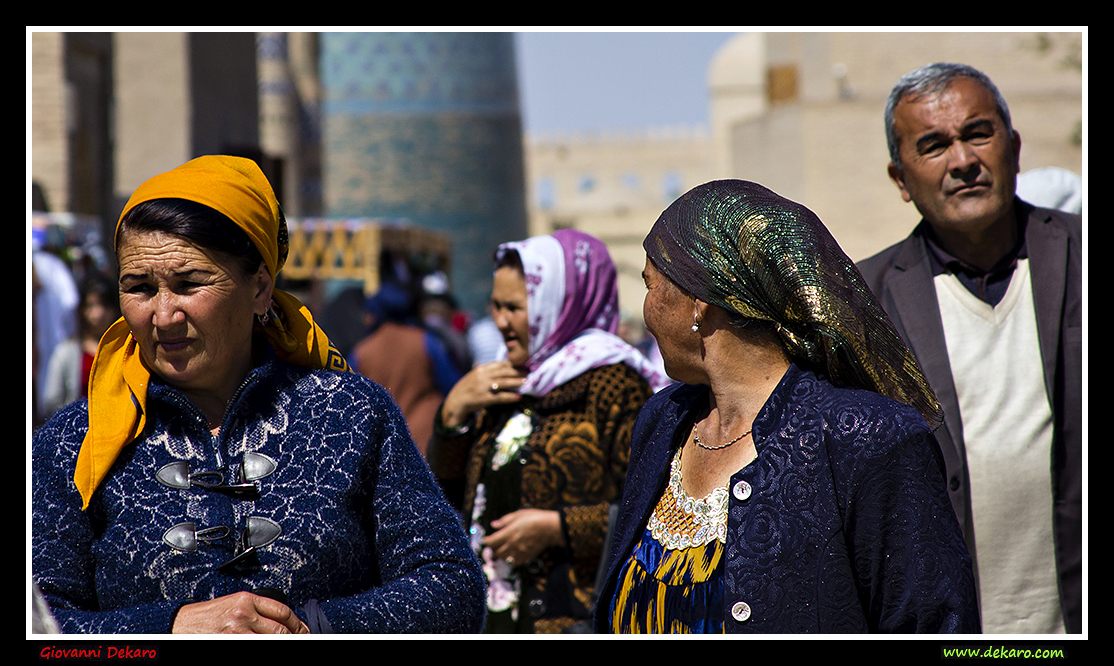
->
[[113, 32, 191, 200], [524, 128, 717, 317], [30, 32, 68, 213]]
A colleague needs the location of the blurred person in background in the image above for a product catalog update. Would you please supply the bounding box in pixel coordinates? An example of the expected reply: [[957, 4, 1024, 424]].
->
[[417, 271, 473, 377], [42, 275, 121, 417], [1016, 166, 1083, 215], [316, 285, 370, 360], [429, 229, 669, 633], [32, 231, 80, 425], [351, 282, 463, 456], [467, 307, 504, 367], [618, 313, 669, 385]]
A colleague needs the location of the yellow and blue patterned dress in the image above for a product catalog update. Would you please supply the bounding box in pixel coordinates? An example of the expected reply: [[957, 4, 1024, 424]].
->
[[610, 445, 727, 633]]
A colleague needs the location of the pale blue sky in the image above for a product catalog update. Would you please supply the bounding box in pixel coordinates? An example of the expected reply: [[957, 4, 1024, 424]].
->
[[514, 31, 737, 135]]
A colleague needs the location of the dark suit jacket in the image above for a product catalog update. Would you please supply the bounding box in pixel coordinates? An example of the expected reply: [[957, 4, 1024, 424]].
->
[[856, 199, 1082, 633]]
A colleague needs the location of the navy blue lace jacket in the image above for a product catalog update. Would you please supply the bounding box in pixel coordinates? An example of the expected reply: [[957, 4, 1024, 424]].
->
[[594, 364, 980, 633], [32, 355, 485, 633]]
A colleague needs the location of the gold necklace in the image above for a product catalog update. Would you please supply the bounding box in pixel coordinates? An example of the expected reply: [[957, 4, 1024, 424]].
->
[[691, 422, 752, 450]]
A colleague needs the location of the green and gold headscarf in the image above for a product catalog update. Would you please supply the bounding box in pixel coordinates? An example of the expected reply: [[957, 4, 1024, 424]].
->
[[644, 179, 941, 427]]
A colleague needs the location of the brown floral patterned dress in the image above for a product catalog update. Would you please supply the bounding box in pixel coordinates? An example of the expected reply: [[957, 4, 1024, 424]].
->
[[428, 362, 653, 633]]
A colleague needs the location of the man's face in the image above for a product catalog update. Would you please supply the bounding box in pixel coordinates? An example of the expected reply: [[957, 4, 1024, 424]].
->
[[888, 77, 1021, 238]]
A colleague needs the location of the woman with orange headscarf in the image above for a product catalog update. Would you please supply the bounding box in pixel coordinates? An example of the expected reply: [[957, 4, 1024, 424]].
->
[[31, 156, 485, 634]]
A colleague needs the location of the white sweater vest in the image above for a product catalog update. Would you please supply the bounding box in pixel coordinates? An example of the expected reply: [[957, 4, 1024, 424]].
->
[[935, 259, 1064, 634]]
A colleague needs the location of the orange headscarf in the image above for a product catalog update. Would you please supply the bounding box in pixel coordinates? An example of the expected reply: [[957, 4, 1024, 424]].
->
[[75, 155, 349, 509]]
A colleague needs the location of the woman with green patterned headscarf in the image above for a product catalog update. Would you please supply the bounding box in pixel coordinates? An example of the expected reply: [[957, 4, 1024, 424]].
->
[[594, 180, 979, 634]]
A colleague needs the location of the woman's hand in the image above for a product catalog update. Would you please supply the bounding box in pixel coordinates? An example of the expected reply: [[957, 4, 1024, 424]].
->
[[171, 591, 309, 634], [484, 509, 565, 566], [440, 361, 527, 428]]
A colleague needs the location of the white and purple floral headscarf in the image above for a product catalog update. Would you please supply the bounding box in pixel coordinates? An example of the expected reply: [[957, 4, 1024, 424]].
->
[[495, 229, 671, 396]]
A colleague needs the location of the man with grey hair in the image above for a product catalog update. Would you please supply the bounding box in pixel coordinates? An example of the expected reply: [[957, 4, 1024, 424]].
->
[[858, 63, 1081, 634]]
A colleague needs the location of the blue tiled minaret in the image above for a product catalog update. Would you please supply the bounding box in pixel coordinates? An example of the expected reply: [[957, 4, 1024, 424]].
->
[[320, 32, 529, 315]]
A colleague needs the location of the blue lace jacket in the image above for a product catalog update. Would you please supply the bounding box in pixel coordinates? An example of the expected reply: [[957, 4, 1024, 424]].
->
[[32, 355, 485, 633], [594, 364, 980, 633]]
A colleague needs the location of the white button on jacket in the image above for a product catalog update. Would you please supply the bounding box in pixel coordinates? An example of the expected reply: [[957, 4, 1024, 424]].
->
[[731, 601, 752, 622]]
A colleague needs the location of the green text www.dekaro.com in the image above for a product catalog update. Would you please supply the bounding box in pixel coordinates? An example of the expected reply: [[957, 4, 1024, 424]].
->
[[942, 645, 1067, 659]]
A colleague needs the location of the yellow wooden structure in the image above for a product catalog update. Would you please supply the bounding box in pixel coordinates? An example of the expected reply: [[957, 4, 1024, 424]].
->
[[282, 218, 452, 295]]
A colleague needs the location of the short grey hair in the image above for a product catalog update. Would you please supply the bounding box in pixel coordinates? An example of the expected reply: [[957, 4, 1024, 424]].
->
[[885, 63, 1013, 167]]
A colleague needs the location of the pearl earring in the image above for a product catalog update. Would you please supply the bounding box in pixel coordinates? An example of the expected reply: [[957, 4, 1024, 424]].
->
[[691, 316, 701, 332]]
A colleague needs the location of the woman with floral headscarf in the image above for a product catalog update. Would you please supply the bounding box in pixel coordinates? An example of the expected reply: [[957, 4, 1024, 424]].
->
[[594, 180, 979, 634], [32, 156, 484, 634], [428, 229, 669, 633]]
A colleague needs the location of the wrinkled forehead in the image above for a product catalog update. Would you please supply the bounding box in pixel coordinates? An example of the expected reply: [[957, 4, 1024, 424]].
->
[[116, 229, 236, 277]]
